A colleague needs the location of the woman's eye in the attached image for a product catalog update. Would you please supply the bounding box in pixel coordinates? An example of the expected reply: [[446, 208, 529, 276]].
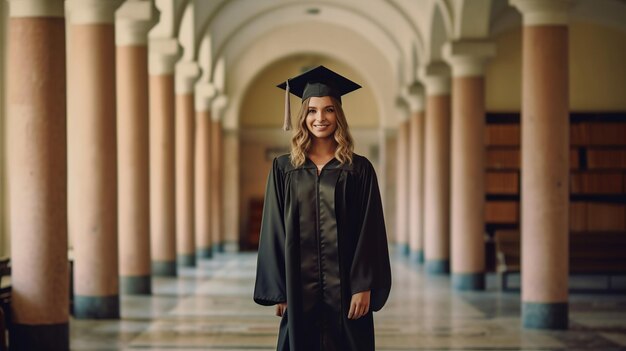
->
[[326, 108, 335, 113], [308, 109, 316, 114]]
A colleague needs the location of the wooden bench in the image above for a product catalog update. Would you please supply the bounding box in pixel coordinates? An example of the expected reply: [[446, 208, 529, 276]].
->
[[495, 230, 626, 292], [0, 258, 10, 351]]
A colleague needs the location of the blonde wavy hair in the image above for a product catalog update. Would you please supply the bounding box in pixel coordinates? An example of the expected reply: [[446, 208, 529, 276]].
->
[[290, 97, 354, 168]]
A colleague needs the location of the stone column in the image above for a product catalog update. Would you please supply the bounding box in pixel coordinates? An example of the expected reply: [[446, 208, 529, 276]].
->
[[175, 62, 200, 267], [67, 0, 123, 319], [194, 111, 211, 258], [406, 87, 426, 264], [511, 0, 572, 330], [115, 0, 156, 295], [194, 84, 217, 259], [6, 0, 68, 347], [210, 96, 228, 253], [395, 119, 410, 255], [222, 129, 240, 252], [148, 39, 179, 276], [210, 119, 223, 253], [0, 0, 8, 259], [421, 62, 452, 275], [444, 41, 495, 290]]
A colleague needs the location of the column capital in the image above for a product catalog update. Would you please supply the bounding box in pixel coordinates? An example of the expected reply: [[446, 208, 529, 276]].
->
[[396, 105, 411, 127], [510, 0, 574, 26], [211, 94, 229, 122], [419, 61, 451, 96], [115, 0, 158, 46], [8, 0, 64, 18], [175, 61, 201, 94], [383, 127, 397, 138], [66, 0, 124, 24], [402, 82, 425, 113], [195, 83, 218, 112], [148, 38, 180, 75], [443, 40, 496, 77]]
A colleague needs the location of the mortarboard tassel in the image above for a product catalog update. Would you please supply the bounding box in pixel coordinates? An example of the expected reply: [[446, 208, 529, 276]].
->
[[283, 79, 292, 131]]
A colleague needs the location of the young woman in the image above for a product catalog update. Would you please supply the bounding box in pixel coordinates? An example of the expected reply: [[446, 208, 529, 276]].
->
[[254, 66, 391, 351]]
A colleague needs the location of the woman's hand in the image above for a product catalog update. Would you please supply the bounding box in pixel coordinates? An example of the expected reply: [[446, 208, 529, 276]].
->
[[348, 290, 371, 319], [275, 302, 287, 317]]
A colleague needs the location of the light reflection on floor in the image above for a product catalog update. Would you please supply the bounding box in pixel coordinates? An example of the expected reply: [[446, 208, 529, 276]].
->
[[70, 252, 626, 350]]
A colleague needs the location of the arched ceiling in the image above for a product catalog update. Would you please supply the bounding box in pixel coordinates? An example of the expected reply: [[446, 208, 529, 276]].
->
[[223, 20, 398, 129], [193, 0, 425, 85], [180, 0, 507, 129], [453, 0, 492, 39], [164, 0, 626, 128], [427, 1, 452, 62], [172, 0, 626, 80]]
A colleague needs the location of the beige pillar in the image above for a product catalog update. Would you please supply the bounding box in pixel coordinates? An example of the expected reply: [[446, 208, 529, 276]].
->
[[194, 88, 216, 258], [210, 97, 227, 253], [115, 0, 156, 295], [175, 62, 200, 267], [444, 41, 495, 290], [0, 0, 7, 260], [194, 109, 212, 258], [512, 0, 572, 330], [222, 129, 240, 252], [421, 62, 452, 275], [67, 0, 122, 319], [148, 40, 179, 276], [6, 0, 68, 347], [395, 119, 410, 255], [406, 88, 426, 264]]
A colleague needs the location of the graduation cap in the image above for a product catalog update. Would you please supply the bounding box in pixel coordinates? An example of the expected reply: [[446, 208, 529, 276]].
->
[[277, 65, 362, 131]]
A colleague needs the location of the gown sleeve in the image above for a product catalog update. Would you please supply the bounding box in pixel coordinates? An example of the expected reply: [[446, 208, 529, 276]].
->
[[253, 157, 287, 306], [349, 159, 392, 312]]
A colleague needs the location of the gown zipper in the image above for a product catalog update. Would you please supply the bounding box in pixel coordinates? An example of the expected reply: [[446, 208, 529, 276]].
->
[[316, 168, 324, 303], [315, 168, 324, 350]]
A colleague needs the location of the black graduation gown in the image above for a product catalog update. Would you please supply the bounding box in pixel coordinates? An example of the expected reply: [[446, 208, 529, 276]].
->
[[254, 153, 392, 351]]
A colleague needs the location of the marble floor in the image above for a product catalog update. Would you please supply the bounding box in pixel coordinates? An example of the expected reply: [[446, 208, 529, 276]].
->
[[71, 252, 626, 350]]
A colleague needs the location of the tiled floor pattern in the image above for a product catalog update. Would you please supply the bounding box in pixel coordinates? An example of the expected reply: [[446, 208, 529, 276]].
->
[[70, 252, 626, 350]]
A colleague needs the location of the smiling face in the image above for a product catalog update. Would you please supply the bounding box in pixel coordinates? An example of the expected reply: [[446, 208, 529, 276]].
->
[[305, 96, 338, 140]]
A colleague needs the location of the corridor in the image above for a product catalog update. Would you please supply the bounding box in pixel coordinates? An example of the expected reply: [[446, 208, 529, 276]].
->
[[71, 252, 626, 350]]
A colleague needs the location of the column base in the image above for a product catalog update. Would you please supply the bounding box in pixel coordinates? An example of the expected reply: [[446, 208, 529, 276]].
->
[[410, 249, 424, 264], [223, 241, 239, 253], [120, 275, 151, 295], [452, 273, 485, 291], [196, 247, 213, 259], [11, 322, 69, 351], [523, 302, 568, 330], [177, 254, 196, 267], [73, 295, 120, 319], [396, 243, 410, 256], [152, 261, 177, 277], [211, 243, 225, 254], [425, 259, 450, 275]]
